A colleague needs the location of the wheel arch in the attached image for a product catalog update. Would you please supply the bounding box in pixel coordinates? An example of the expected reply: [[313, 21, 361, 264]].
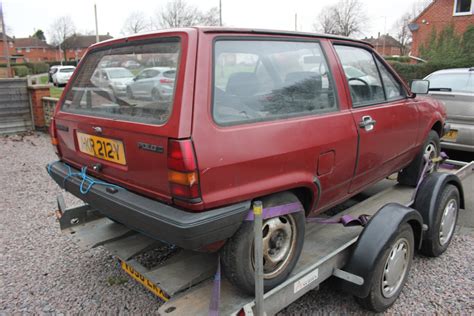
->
[[414, 172, 465, 239], [431, 120, 443, 138], [338, 203, 423, 298]]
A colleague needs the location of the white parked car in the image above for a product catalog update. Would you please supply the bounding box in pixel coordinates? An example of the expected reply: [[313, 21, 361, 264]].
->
[[52, 66, 76, 87]]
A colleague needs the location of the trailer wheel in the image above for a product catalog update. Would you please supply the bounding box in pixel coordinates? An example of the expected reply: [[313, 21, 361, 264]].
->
[[418, 184, 460, 257], [398, 130, 440, 186], [221, 192, 305, 295], [355, 223, 414, 312]]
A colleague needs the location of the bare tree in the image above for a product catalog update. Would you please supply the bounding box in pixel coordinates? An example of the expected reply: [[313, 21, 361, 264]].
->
[[49, 16, 75, 61], [122, 11, 151, 35], [155, 0, 220, 28], [313, 7, 338, 34], [314, 0, 366, 37], [392, 13, 412, 56], [197, 7, 220, 26]]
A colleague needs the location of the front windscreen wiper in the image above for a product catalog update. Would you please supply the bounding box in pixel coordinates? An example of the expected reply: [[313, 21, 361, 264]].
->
[[429, 88, 452, 92]]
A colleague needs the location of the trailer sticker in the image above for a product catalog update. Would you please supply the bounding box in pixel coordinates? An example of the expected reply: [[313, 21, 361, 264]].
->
[[121, 261, 170, 301], [294, 269, 319, 293]]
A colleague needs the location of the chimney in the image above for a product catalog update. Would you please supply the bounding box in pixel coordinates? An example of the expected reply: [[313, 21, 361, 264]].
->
[[378, 32, 380, 38]]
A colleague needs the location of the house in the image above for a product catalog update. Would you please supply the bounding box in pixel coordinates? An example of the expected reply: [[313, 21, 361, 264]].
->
[[61, 34, 113, 61], [409, 0, 474, 57], [363, 34, 404, 56], [0, 32, 15, 61], [13, 37, 59, 62]]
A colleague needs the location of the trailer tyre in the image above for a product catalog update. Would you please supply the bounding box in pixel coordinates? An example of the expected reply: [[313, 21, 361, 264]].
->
[[355, 223, 414, 312], [419, 184, 459, 257], [221, 192, 305, 295], [398, 130, 440, 186]]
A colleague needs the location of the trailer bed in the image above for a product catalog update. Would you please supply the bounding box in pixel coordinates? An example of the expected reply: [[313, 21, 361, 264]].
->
[[55, 161, 473, 315]]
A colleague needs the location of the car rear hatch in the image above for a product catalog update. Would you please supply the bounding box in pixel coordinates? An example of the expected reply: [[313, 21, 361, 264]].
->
[[51, 30, 197, 204]]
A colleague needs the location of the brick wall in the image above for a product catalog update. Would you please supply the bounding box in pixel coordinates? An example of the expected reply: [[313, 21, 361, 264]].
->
[[28, 85, 51, 129], [411, 0, 474, 56]]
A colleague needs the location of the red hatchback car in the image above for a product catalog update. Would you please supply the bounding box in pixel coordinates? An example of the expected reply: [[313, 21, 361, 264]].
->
[[47, 27, 447, 294]]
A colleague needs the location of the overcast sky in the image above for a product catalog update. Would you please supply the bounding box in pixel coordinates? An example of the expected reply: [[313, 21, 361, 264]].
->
[[3, 0, 429, 41]]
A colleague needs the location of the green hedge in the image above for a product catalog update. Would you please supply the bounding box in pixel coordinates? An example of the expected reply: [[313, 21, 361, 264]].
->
[[12, 66, 30, 77], [0, 61, 77, 75], [388, 61, 473, 83], [384, 56, 411, 63]]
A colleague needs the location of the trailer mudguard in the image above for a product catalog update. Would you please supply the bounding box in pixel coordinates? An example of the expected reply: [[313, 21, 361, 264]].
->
[[339, 203, 423, 298], [414, 172, 465, 240]]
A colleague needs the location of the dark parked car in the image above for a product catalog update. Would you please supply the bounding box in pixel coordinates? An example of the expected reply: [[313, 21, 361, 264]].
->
[[47, 27, 447, 295]]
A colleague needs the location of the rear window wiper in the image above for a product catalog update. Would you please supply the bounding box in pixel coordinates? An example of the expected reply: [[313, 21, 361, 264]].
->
[[429, 88, 452, 92]]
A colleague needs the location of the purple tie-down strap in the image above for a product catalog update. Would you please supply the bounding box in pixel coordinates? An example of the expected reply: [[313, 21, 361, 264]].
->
[[245, 202, 303, 221], [307, 214, 371, 227], [208, 255, 221, 316]]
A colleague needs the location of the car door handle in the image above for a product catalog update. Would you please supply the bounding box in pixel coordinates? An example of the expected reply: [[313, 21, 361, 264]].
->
[[359, 116, 376, 131]]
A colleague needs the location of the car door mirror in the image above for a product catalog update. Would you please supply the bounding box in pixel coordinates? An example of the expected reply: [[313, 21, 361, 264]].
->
[[411, 80, 429, 95]]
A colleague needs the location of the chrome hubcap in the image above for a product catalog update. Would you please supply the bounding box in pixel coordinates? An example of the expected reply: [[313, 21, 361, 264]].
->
[[424, 142, 437, 173], [381, 238, 409, 298], [254, 215, 296, 279], [439, 199, 457, 246]]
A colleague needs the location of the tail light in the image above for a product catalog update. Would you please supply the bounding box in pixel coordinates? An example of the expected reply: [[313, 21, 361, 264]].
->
[[50, 118, 60, 156], [160, 78, 173, 84], [167, 139, 201, 203]]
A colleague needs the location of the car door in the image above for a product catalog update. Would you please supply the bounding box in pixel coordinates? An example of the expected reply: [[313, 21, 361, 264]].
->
[[142, 69, 160, 97], [130, 69, 148, 96], [333, 44, 419, 193]]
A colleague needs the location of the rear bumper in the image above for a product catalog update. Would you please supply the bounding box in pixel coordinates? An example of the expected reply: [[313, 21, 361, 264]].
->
[[47, 161, 250, 250]]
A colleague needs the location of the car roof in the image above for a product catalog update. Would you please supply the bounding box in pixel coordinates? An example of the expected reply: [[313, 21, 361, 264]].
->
[[426, 68, 474, 77], [103, 67, 130, 72], [93, 27, 374, 49], [57, 65, 75, 69]]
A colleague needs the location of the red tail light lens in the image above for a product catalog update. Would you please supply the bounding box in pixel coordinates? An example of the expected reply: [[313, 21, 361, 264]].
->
[[167, 139, 200, 202], [50, 118, 60, 156], [160, 78, 174, 84]]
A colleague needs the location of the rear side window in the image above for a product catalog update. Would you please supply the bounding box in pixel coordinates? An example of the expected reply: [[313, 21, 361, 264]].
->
[[334, 45, 385, 107], [427, 73, 473, 93], [61, 38, 181, 125], [213, 39, 338, 125], [60, 68, 75, 73]]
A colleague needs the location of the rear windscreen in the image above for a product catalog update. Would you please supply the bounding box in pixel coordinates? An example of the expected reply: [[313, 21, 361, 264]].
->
[[61, 38, 181, 125]]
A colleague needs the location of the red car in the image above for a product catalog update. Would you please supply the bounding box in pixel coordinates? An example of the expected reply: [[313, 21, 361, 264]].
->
[[47, 27, 447, 294]]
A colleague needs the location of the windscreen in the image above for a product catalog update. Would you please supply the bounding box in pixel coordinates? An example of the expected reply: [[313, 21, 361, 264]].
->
[[61, 38, 181, 125]]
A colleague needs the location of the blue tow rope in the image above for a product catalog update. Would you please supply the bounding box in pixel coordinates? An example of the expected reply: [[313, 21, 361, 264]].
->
[[47, 161, 122, 194]]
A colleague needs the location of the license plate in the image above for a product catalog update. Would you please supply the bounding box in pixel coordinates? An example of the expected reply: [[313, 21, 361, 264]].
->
[[77, 132, 126, 165], [120, 261, 169, 301], [442, 130, 458, 142]]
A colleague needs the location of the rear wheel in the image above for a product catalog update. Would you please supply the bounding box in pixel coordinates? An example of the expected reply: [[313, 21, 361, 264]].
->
[[221, 192, 305, 295], [355, 223, 414, 312], [398, 130, 440, 186]]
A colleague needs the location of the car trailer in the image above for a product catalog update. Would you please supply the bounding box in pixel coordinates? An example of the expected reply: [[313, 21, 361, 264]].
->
[[54, 159, 473, 315]]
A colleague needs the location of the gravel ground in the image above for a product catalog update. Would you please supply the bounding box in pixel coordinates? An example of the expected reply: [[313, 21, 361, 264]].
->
[[1, 132, 473, 314]]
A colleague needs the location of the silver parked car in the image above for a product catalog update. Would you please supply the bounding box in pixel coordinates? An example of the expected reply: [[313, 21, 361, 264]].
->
[[126, 67, 176, 100], [424, 68, 474, 152], [91, 67, 135, 96]]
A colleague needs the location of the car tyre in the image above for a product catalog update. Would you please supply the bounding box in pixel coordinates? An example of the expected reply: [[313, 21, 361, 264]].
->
[[418, 184, 459, 257], [221, 192, 305, 295], [355, 223, 414, 312], [398, 130, 440, 187]]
